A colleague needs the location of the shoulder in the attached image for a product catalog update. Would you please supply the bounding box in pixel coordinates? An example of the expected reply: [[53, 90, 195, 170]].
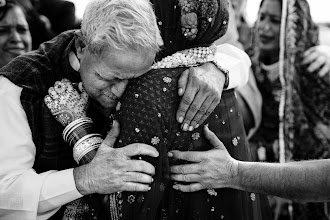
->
[[0, 76, 22, 107]]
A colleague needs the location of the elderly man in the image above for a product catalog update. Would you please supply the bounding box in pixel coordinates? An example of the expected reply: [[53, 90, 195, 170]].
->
[[0, 0, 251, 219]]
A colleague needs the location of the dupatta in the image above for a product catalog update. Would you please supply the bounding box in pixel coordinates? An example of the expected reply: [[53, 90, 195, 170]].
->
[[278, 0, 330, 162], [250, 0, 330, 162]]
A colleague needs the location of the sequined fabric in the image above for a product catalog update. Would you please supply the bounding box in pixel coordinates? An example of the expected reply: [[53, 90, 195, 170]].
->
[[111, 68, 272, 220]]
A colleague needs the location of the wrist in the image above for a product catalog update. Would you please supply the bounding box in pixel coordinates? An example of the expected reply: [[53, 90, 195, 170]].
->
[[73, 164, 94, 195], [209, 60, 229, 89], [231, 159, 242, 190]]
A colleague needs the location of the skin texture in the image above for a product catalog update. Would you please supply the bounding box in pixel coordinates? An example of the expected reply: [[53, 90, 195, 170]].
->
[[0, 6, 32, 68], [74, 120, 160, 194], [169, 126, 330, 203]]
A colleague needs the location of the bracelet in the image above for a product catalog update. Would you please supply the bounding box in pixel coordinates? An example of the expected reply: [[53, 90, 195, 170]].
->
[[62, 117, 94, 146], [209, 60, 229, 90]]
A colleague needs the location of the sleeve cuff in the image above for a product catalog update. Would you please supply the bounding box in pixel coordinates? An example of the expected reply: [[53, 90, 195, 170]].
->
[[213, 43, 251, 89]]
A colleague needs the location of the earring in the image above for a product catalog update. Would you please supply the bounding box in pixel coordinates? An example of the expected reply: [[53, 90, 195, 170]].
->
[[69, 51, 81, 72]]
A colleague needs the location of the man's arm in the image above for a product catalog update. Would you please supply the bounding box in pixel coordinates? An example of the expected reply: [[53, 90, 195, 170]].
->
[[0, 77, 81, 219], [176, 43, 251, 131], [169, 125, 330, 203]]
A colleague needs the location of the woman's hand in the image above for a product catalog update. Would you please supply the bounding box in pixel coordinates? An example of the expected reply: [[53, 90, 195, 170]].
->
[[177, 62, 226, 131], [302, 45, 330, 77], [169, 126, 239, 192], [44, 78, 89, 126]]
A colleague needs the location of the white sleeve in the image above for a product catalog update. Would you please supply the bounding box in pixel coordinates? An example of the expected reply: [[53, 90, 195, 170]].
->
[[213, 43, 251, 89], [0, 76, 82, 220]]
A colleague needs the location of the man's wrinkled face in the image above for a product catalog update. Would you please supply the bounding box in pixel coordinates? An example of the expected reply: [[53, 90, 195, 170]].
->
[[78, 46, 156, 110]]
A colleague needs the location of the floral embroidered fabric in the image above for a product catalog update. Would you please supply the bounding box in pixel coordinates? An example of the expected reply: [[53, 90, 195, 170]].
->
[[109, 69, 272, 220]]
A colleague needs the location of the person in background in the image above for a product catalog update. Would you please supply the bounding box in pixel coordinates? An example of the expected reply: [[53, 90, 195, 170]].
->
[[15, 0, 54, 49], [37, 0, 79, 35], [0, 0, 32, 68], [249, 0, 330, 219]]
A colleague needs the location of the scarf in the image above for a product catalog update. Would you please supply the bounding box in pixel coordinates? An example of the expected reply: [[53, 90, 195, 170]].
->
[[151, 0, 229, 60], [251, 0, 330, 163]]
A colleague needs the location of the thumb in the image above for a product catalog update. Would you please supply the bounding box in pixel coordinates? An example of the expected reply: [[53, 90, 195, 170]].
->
[[101, 120, 120, 148], [203, 125, 225, 150], [178, 69, 189, 96]]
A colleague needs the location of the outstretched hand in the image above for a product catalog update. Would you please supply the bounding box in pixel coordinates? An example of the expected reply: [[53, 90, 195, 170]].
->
[[74, 120, 159, 195], [169, 126, 238, 192], [177, 62, 225, 131]]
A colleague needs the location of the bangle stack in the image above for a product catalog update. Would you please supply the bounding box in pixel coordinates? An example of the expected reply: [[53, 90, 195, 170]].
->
[[63, 117, 103, 164]]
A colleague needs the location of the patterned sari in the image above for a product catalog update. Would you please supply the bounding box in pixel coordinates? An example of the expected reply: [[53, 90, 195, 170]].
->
[[250, 0, 330, 219], [107, 0, 272, 219]]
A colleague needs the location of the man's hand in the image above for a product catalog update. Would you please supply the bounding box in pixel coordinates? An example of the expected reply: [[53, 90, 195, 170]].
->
[[302, 45, 330, 77], [73, 120, 159, 195], [169, 126, 238, 192], [177, 62, 225, 131]]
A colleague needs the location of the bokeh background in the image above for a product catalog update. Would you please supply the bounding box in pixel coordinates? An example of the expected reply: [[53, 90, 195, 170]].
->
[[69, 0, 330, 45]]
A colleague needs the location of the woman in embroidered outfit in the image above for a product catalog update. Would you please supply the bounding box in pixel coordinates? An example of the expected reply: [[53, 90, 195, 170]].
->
[[106, 0, 272, 219], [249, 0, 330, 219]]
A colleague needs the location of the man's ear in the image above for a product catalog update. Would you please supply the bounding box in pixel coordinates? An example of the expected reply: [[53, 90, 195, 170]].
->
[[74, 30, 87, 60]]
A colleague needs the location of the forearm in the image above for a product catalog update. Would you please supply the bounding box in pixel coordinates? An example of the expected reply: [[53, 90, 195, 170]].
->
[[235, 159, 330, 202]]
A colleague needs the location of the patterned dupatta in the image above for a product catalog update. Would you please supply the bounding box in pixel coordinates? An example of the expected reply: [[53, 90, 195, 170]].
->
[[250, 0, 330, 162], [151, 0, 229, 60], [278, 0, 330, 162]]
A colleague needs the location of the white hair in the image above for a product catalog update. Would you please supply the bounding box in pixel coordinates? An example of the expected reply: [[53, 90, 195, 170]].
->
[[81, 0, 162, 55]]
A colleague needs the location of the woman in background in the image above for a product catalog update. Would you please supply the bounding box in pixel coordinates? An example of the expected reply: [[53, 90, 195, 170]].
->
[[0, 0, 32, 68], [249, 0, 330, 219]]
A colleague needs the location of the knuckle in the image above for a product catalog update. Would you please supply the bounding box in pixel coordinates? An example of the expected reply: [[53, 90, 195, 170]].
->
[[181, 96, 192, 106], [198, 105, 207, 114], [189, 103, 199, 112]]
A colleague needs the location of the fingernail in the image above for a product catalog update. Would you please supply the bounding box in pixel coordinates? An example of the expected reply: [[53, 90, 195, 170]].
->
[[151, 178, 154, 182], [188, 126, 194, 131], [178, 116, 183, 123], [183, 124, 188, 131], [195, 124, 199, 129], [178, 88, 183, 96], [168, 152, 173, 157], [148, 186, 151, 191], [173, 185, 179, 190]]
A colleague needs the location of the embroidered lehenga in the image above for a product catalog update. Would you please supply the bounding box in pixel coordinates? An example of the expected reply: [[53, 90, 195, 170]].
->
[[106, 0, 272, 219], [250, 0, 330, 219]]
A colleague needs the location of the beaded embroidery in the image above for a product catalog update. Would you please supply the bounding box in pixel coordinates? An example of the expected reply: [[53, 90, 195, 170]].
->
[[151, 46, 216, 69]]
